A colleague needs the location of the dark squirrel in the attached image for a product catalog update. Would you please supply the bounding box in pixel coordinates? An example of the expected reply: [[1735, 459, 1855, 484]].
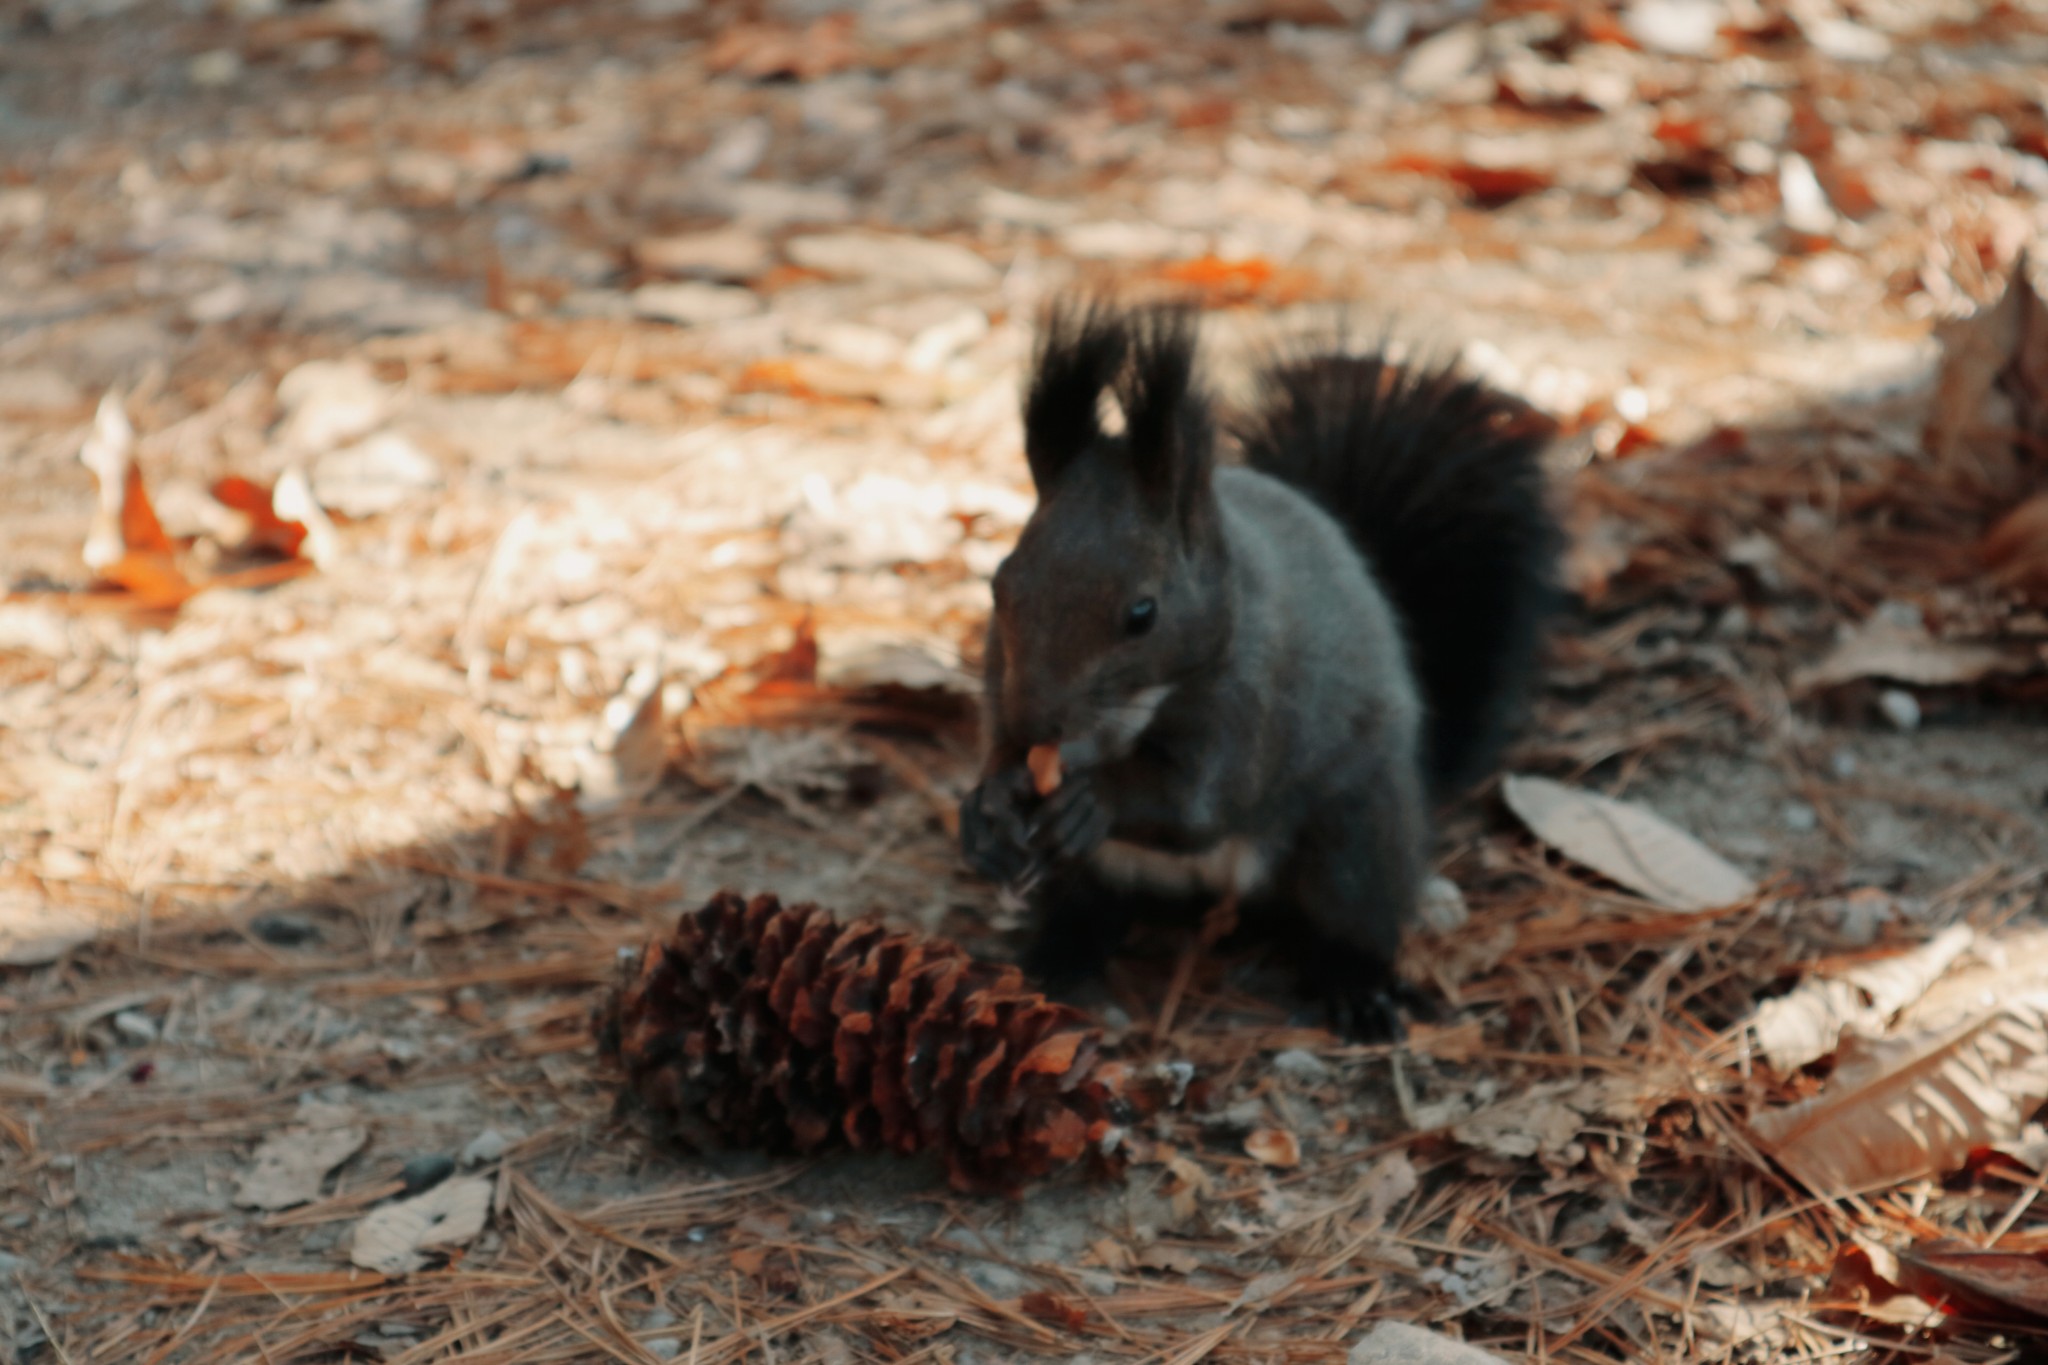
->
[[958, 299, 1562, 1037]]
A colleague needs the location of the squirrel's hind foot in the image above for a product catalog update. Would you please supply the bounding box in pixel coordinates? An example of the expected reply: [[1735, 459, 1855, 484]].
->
[[1295, 945, 1439, 1044]]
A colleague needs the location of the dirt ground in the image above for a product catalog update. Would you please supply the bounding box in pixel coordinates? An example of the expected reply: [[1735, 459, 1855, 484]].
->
[[3, 0, 2048, 1361]]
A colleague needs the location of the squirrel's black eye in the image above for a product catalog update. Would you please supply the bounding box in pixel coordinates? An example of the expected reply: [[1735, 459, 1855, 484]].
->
[[1125, 597, 1158, 637]]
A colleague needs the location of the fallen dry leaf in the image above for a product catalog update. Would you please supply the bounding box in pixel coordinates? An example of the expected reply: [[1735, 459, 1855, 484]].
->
[[1019, 1290, 1089, 1331], [1895, 1240, 2048, 1327], [234, 1123, 369, 1211], [76, 393, 196, 608], [78, 393, 170, 571], [1356, 1152, 1420, 1230], [210, 475, 309, 559], [1926, 247, 2048, 485], [1827, 1240, 1944, 1329], [1406, 1017, 1485, 1063], [1452, 1081, 1594, 1163], [349, 1175, 492, 1274], [1984, 492, 2048, 604], [95, 550, 198, 611], [1791, 615, 2038, 694], [1349, 1319, 1509, 1364], [1744, 924, 1977, 1072], [572, 664, 668, 814], [1502, 774, 1758, 911], [0, 895, 98, 967], [1383, 153, 1555, 207], [1748, 999, 2048, 1198], [1244, 1127, 1301, 1169]]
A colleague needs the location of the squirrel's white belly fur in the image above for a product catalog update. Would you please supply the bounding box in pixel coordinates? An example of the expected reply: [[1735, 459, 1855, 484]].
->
[[1091, 838, 1273, 900]]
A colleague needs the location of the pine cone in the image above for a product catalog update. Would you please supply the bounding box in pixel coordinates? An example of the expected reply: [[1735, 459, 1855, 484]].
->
[[597, 891, 1163, 1193]]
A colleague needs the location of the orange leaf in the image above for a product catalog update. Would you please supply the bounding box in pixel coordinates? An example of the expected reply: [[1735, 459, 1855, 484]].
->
[[119, 461, 173, 556], [1611, 422, 1661, 458], [1020, 1290, 1090, 1331], [1653, 116, 1712, 149], [735, 359, 819, 400], [755, 619, 820, 686], [1384, 154, 1553, 206], [1244, 1127, 1301, 1169], [98, 551, 198, 611], [1158, 255, 1275, 290], [1443, 164, 1553, 206], [212, 475, 309, 559]]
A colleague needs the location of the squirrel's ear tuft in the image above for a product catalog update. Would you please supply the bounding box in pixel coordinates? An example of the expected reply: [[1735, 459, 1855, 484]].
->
[[1023, 297, 1128, 492], [1118, 303, 1213, 532]]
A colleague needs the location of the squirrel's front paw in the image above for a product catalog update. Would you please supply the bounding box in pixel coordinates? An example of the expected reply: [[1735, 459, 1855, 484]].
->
[[1031, 775, 1112, 866], [960, 768, 1038, 884]]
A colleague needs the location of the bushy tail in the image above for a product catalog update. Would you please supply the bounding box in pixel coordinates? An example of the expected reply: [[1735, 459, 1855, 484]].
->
[[1231, 351, 1562, 796]]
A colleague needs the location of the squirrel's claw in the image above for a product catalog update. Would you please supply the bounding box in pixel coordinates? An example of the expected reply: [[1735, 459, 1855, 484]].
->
[[1031, 777, 1111, 865], [960, 768, 1038, 884]]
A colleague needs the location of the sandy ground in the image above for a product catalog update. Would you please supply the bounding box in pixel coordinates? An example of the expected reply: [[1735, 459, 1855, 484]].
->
[[3, 0, 2047, 1360]]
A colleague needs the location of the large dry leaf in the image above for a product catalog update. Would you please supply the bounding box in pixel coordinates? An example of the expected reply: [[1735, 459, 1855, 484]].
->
[[1895, 1240, 2048, 1326], [0, 895, 98, 966], [1745, 924, 1977, 1072], [1927, 247, 2048, 484], [1748, 998, 2048, 1198], [1791, 616, 2037, 695], [350, 1175, 492, 1274], [571, 664, 667, 814], [1502, 775, 1757, 911], [1451, 1079, 1601, 1164], [1984, 492, 2048, 604], [234, 1123, 370, 1210]]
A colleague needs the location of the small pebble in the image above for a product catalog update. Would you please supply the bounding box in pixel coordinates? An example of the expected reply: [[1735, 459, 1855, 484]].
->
[[401, 1155, 456, 1194], [188, 49, 242, 88], [1782, 802, 1817, 833], [1271, 1048, 1332, 1085], [646, 1339, 682, 1361], [1830, 750, 1858, 779], [1877, 688, 1921, 732], [112, 1010, 158, 1045], [460, 1129, 508, 1167], [1417, 875, 1469, 933]]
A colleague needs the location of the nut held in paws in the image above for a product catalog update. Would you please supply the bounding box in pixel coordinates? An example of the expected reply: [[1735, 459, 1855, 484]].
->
[[1027, 744, 1063, 797]]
